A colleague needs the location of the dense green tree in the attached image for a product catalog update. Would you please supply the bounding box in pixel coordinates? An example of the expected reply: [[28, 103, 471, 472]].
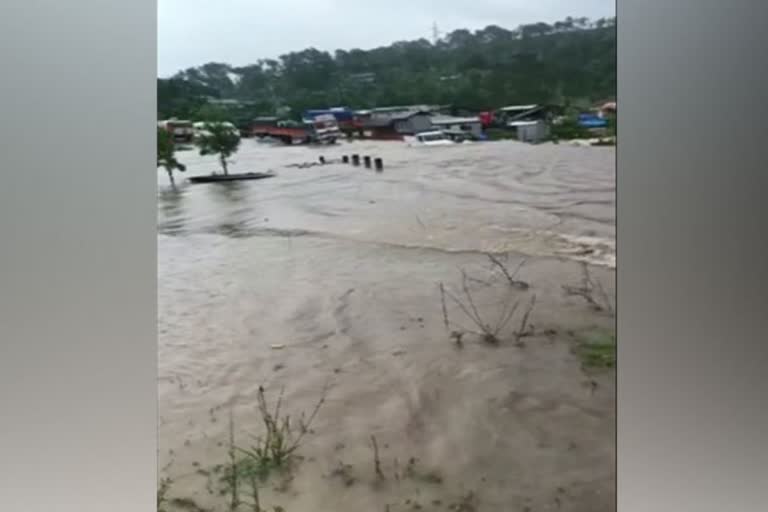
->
[[158, 16, 616, 119], [195, 122, 240, 175]]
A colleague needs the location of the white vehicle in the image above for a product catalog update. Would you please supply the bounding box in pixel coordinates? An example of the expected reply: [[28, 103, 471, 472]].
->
[[404, 130, 455, 146], [192, 121, 240, 140]]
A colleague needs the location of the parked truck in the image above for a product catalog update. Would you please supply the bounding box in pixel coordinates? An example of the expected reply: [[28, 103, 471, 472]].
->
[[250, 114, 341, 145], [158, 119, 194, 143]]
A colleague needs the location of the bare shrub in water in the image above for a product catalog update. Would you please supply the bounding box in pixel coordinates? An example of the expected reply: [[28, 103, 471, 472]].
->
[[439, 267, 536, 345], [562, 262, 614, 315]]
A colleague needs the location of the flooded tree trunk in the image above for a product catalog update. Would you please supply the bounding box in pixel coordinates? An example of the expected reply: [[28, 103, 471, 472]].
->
[[220, 155, 229, 176], [167, 169, 176, 188]]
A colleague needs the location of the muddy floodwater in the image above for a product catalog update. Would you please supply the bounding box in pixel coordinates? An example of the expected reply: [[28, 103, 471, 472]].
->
[[158, 139, 616, 512]]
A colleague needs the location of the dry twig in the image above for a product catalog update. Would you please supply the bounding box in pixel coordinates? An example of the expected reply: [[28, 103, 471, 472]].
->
[[487, 254, 530, 290], [562, 263, 613, 314], [370, 435, 385, 480], [515, 294, 537, 345]]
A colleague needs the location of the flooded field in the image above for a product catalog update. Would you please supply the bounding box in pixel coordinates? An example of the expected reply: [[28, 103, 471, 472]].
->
[[158, 139, 616, 512]]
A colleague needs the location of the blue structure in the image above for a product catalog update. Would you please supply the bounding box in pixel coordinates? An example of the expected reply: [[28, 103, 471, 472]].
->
[[577, 113, 608, 128], [303, 107, 354, 123]]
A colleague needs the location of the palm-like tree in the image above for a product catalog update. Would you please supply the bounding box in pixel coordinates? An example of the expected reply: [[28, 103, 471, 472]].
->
[[195, 122, 241, 175], [157, 127, 186, 188]]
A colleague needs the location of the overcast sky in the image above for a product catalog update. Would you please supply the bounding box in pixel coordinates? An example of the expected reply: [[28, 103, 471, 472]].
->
[[158, 0, 615, 77]]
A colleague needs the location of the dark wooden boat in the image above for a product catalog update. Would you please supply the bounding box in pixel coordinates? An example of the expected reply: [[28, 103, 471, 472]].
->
[[187, 172, 275, 184]]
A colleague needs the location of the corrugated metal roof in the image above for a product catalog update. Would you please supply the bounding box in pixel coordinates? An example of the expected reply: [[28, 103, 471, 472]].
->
[[499, 104, 539, 111], [507, 120, 542, 127], [431, 116, 481, 125], [361, 118, 393, 128], [361, 111, 430, 128]]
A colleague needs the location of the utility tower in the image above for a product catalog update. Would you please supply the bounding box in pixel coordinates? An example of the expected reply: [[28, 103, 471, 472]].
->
[[432, 21, 441, 44]]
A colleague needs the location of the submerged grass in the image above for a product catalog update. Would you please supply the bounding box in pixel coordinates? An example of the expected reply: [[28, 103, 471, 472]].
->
[[234, 384, 328, 482], [574, 329, 615, 369]]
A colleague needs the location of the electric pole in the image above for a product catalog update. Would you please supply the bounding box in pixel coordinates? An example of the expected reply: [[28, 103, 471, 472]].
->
[[432, 21, 441, 44]]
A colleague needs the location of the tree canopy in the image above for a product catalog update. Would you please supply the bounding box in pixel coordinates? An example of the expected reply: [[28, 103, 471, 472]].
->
[[158, 16, 615, 120], [195, 123, 241, 175], [157, 127, 186, 187]]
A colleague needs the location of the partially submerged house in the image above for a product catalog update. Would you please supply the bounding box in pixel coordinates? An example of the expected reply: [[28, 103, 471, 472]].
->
[[496, 104, 550, 124], [430, 115, 484, 140], [356, 110, 433, 139], [512, 121, 550, 143], [496, 104, 552, 143]]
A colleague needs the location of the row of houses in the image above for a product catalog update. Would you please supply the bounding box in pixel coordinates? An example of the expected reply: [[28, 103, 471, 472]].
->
[[243, 100, 616, 144], [369, 100, 615, 141], [306, 103, 557, 142]]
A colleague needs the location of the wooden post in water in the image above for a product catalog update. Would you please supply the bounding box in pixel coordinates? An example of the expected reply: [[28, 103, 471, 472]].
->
[[319, 156, 326, 165], [351, 154, 360, 166], [342, 155, 349, 164], [363, 155, 372, 168], [374, 158, 384, 172]]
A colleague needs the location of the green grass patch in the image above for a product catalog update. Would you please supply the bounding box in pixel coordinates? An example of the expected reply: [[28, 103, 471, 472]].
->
[[575, 329, 616, 369]]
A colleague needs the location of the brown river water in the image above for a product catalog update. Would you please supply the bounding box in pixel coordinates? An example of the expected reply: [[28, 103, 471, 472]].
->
[[158, 139, 616, 512]]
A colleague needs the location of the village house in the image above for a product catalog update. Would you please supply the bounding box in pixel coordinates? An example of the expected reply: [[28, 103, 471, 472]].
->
[[496, 104, 551, 124], [355, 110, 433, 139], [430, 115, 484, 140], [496, 104, 552, 143]]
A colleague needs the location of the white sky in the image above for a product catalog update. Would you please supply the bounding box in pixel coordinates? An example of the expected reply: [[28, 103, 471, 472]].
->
[[158, 0, 615, 77]]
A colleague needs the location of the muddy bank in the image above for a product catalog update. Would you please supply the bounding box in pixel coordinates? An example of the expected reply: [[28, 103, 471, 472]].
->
[[158, 139, 615, 511]]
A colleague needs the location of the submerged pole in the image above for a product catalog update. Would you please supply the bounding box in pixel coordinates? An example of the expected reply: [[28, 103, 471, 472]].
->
[[351, 154, 360, 166], [342, 155, 349, 164], [363, 155, 372, 168], [319, 156, 326, 165], [374, 157, 384, 172]]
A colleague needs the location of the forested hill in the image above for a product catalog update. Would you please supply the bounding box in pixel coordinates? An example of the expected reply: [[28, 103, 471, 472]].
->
[[158, 16, 616, 119]]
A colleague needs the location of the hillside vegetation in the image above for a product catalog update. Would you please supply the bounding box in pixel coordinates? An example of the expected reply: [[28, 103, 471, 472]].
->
[[158, 16, 615, 120]]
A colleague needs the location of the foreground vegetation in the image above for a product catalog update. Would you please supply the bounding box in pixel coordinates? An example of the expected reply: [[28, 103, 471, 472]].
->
[[158, 258, 615, 511]]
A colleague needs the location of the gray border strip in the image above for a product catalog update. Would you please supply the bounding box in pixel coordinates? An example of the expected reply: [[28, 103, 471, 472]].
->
[[618, 0, 768, 510], [0, 2, 157, 511], [2, 0, 768, 509]]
